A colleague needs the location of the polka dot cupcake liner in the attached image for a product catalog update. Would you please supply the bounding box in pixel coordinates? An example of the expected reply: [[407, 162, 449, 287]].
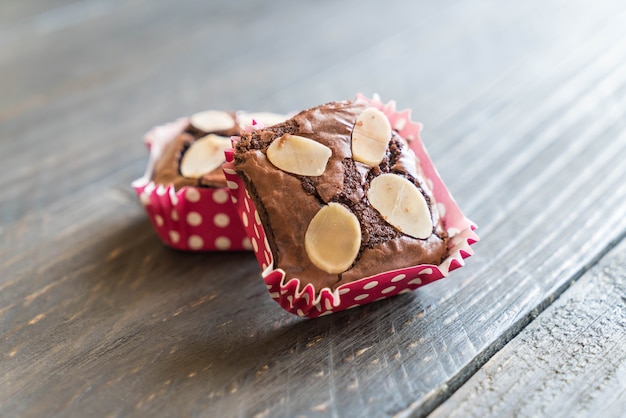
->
[[132, 118, 250, 251], [223, 94, 479, 318]]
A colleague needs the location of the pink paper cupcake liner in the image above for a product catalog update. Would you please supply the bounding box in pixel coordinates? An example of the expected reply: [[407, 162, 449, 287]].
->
[[132, 118, 250, 251], [223, 94, 478, 317]]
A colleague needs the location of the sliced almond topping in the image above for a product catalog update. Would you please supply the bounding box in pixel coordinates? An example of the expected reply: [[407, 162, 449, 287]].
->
[[189, 110, 235, 132], [180, 134, 232, 178], [305, 203, 361, 274], [367, 173, 432, 239], [239, 112, 288, 129], [351, 107, 392, 166], [266, 134, 332, 176]]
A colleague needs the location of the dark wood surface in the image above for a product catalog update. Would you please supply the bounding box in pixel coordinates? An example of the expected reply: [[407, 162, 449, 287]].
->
[[431, 238, 626, 417], [2, 1, 625, 417]]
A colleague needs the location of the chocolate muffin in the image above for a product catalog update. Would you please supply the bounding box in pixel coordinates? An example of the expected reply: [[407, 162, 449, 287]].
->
[[234, 100, 448, 291], [152, 110, 287, 190], [133, 110, 287, 252]]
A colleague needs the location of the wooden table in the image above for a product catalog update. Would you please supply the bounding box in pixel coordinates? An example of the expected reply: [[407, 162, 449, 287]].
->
[[2, 0, 626, 416]]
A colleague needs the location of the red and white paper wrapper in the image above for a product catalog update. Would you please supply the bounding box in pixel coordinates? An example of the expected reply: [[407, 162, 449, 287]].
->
[[132, 117, 250, 251], [222, 95, 479, 317]]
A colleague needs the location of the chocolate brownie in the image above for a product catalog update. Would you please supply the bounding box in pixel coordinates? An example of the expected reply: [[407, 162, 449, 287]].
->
[[152, 110, 287, 190], [234, 100, 448, 291]]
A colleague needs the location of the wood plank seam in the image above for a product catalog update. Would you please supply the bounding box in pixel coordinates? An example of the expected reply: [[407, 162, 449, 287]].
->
[[396, 229, 626, 418]]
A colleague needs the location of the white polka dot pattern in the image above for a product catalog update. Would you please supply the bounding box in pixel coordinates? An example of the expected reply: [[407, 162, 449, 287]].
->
[[188, 235, 203, 249], [325, 299, 333, 311], [213, 189, 229, 204], [363, 281, 379, 290], [133, 181, 249, 251], [185, 188, 200, 203], [213, 213, 230, 228], [139, 192, 151, 206], [382, 286, 396, 294], [215, 236, 231, 250], [391, 274, 406, 283], [186, 212, 202, 226]]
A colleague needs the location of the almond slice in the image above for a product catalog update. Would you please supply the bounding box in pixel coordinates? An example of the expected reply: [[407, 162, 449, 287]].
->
[[189, 110, 235, 132], [305, 203, 361, 274], [351, 107, 392, 166], [266, 134, 332, 176], [367, 173, 432, 239], [180, 134, 232, 178]]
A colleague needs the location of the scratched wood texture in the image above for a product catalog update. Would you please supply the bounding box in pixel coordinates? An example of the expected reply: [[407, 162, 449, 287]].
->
[[2, 0, 626, 417], [430, 239, 626, 418]]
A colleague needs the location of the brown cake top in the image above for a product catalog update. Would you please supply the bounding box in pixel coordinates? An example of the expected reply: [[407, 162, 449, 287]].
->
[[234, 100, 448, 291], [151, 111, 288, 190]]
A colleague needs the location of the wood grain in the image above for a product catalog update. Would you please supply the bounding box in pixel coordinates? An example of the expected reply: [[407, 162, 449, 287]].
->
[[2, 0, 626, 417], [430, 238, 626, 418]]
